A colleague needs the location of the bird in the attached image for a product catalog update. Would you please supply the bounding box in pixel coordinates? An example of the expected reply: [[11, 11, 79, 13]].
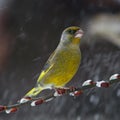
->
[[20, 26, 83, 103]]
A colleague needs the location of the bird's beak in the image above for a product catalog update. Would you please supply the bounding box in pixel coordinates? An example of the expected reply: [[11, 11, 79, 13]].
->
[[75, 29, 84, 38], [73, 29, 83, 44]]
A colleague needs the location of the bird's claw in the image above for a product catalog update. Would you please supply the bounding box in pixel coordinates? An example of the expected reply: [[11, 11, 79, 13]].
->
[[54, 88, 68, 96]]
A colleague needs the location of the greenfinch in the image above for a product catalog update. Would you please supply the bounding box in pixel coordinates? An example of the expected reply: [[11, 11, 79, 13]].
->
[[20, 26, 83, 102]]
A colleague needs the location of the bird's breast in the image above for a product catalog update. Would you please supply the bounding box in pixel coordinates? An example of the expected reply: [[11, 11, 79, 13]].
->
[[51, 48, 81, 86], [58, 49, 80, 74], [41, 47, 81, 87]]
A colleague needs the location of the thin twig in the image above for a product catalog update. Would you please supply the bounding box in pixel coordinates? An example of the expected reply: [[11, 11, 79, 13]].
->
[[0, 73, 120, 114]]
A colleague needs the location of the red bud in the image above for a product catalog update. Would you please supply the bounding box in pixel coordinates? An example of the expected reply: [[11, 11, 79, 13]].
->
[[117, 74, 120, 79], [0, 105, 6, 112], [35, 99, 44, 105], [101, 82, 109, 88], [10, 107, 18, 113], [31, 99, 44, 106], [5, 107, 18, 114], [57, 88, 66, 95], [74, 90, 83, 96]]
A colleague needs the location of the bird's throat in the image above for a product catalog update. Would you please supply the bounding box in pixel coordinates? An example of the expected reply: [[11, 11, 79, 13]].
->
[[72, 38, 80, 44]]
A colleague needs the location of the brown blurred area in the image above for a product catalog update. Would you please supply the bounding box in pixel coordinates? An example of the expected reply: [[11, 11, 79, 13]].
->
[[0, 11, 15, 72]]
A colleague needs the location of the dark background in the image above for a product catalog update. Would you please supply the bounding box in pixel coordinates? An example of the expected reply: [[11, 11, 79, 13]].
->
[[0, 0, 120, 120]]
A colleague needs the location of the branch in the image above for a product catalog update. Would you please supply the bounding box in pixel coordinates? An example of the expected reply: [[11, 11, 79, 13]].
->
[[0, 73, 120, 114]]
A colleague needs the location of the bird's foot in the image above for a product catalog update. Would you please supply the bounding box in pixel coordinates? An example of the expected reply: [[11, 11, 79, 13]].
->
[[54, 87, 72, 96], [54, 87, 67, 96], [53, 86, 83, 97]]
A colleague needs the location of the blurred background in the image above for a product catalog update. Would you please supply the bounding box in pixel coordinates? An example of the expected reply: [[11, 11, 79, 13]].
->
[[0, 0, 120, 120]]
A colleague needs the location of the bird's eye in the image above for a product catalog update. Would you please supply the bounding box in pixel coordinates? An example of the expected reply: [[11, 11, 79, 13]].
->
[[68, 29, 75, 34]]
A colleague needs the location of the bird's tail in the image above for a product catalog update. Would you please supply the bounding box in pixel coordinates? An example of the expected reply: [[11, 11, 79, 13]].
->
[[19, 87, 43, 104], [25, 86, 43, 98]]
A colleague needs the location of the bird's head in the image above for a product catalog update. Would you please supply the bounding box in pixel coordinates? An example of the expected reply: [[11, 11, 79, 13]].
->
[[60, 26, 83, 45]]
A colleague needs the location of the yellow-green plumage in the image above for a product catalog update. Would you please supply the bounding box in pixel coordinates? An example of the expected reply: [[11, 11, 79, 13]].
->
[[25, 26, 83, 97]]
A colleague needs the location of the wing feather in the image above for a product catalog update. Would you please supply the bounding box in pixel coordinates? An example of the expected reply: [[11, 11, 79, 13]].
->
[[37, 51, 55, 82]]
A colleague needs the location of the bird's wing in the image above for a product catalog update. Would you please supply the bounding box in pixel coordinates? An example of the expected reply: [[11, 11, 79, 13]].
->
[[37, 51, 55, 82]]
